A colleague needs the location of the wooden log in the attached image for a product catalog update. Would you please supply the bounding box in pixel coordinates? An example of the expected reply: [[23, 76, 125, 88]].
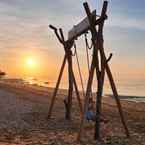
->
[[48, 55, 67, 118], [94, 1, 108, 140], [48, 26, 83, 121], [68, 16, 107, 42], [68, 10, 96, 40], [65, 51, 73, 120], [49, 25, 63, 44], [60, 28, 74, 120], [77, 2, 101, 141], [83, 1, 106, 140]]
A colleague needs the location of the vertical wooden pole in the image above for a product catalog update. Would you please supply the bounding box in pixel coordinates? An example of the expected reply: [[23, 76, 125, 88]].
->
[[65, 50, 73, 120], [48, 55, 67, 118], [94, 1, 108, 140], [48, 26, 83, 121], [95, 70, 105, 139], [78, 2, 101, 141], [59, 29, 74, 120], [83, 2, 105, 140]]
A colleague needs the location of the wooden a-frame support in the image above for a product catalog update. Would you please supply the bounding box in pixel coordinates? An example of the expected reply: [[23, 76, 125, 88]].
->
[[47, 26, 83, 120], [47, 0, 130, 141], [77, 1, 130, 141]]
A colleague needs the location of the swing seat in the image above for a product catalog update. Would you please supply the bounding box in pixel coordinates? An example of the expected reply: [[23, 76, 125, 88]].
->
[[85, 110, 95, 121], [85, 111, 109, 123]]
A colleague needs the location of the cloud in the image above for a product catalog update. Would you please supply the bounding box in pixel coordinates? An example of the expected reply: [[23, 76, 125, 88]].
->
[[0, 0, 24, 5], [107, 15, 145, 31], [0, 0, 145, 61]]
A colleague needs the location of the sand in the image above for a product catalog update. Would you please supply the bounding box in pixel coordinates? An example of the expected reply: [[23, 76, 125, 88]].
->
[[0, 81, 145, 145]]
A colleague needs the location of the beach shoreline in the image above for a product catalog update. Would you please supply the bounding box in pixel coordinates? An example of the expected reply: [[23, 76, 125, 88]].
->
[[0, 81, 145, 144]]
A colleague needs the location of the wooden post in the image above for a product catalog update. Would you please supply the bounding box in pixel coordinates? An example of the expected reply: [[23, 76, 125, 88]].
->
[[95, 1, 108, 140], [83, 2, 105, 140], [66, 49, 73, 120], [78, 2, 104, 141], [48, 26, 83, 121], [48, 55, 67, 118], [60, 29, 83, 120]]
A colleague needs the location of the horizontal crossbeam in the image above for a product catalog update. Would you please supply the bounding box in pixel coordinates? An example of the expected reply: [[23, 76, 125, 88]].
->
[[68, 11, 107, 41]]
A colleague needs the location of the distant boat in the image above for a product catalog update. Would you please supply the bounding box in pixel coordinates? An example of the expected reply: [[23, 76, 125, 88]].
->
[[44, 81, 49, 84], [0, 71, 6, 76], [33, 78, 37, 81]]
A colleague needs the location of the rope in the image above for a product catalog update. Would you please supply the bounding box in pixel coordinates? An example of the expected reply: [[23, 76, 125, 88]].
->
[[85, 33, 91, 71], [85, 33, 93, 50], [73, 37, 94, 118], [72, 46, 76, 56], [84, 33, 94, 99], [73, 42, 85, 97]]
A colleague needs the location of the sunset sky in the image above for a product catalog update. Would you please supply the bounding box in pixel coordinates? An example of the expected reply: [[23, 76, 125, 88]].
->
[[0, 0, 145, 85]]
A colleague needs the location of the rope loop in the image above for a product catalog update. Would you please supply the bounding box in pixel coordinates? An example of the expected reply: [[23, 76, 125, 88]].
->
[[73, 38, 94, 114], [72, 42, 77, 56], [84, 32, 93, 50], [73, 41, 85, 96]]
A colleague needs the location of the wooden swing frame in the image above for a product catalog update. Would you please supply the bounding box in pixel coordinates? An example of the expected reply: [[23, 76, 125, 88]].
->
[[48, 0, 130, 141]]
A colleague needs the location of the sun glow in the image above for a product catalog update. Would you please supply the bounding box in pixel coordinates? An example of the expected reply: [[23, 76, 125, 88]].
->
[[26, 58, 36, 68]]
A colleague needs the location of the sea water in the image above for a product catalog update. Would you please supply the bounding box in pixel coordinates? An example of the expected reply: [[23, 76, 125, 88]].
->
[[23, 76, 145, 102]]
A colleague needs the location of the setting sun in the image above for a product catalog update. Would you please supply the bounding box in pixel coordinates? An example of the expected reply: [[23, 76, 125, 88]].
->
[[26, 58, 36, 68], [0, 0, 145, 143]]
